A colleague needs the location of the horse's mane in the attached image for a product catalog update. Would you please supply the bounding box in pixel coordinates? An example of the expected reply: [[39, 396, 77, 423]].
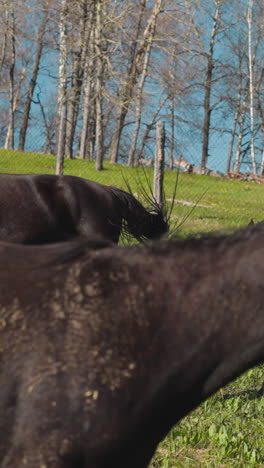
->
[[52, 236, 113, 265], [147, 221, 264, 256], [110, 185, 169, 243], [0, 236, 113, 273]]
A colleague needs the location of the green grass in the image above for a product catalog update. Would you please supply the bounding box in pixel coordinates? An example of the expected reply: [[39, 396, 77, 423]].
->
[[1, 148, 264, 466], [150, 367, 264, 468]]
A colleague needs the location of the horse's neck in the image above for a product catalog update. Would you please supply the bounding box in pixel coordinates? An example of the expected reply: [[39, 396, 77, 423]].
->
[[136, 238, 264, 428]]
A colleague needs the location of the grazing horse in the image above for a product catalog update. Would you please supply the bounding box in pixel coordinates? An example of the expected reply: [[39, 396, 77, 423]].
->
[[0, 173, 168, 244], [1, 222, 264, 467]]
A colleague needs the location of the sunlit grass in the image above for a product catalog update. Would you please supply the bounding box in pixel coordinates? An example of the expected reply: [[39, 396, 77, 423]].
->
[[150, 366, 264, 467]]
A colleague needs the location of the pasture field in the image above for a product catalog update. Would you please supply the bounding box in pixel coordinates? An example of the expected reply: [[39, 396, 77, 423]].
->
[[151, 367, 264, 467], [1, 148, 264, 466]]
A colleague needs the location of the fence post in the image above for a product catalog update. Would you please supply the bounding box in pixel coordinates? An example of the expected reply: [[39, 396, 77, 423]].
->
[[153, 120, 165, 206]]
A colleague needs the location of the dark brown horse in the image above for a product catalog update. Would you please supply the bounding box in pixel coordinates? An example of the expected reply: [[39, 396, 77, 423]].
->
[[1, 222, 264, 467], [0, 173, 168, 244]]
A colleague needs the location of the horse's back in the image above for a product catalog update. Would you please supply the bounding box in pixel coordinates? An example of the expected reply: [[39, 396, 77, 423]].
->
[[0, 174, 80, 243], [65, 176, 122, 242], [0, 174, 122, 243]]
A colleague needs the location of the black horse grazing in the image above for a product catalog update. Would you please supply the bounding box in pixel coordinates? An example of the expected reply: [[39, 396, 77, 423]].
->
[[0, 173, 168, 244], [1, 222, 264, 468]]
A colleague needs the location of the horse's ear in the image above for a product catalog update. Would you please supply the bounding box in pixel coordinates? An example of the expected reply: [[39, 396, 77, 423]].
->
[[248, 219, 254, 226]]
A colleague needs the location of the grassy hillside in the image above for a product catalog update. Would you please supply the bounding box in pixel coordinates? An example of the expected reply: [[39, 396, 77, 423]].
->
[[1, 148, 264, 466]]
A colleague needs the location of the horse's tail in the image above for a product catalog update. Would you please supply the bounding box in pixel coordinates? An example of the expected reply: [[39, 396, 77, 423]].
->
[[110, 186, 169, 242]]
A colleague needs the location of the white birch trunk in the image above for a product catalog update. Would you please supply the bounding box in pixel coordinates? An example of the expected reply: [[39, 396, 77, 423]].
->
[[95, 0, 104, 170], [56, 0, 68, 175], [200, 0, 221, 172], [226, 105, 239, 174], [79, 8, 95, 160], [260, 149, 264, 175], [4, 66, 26, 149], [0, 6, 9, 72], [5, 4, 15, 150], [226, 72, 243, 174], [64, 1, 91, 160], [247, 0, 257, 174], [168, 97, 175, 170], [153, 121, 165, 206], [127, 19, 156, 167]]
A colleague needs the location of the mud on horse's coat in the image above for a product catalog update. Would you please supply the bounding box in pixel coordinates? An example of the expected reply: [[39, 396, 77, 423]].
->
[[1, 222, 264, 467], [0, 173, 168, 244]]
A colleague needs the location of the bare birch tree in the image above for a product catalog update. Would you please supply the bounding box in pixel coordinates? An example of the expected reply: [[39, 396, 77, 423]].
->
[[37, 91, 56, 154], [79, 1, 96, 160], [95, 0, 104, 170], [0, 1, 9, 73], [153, 120, 165, 206], [247, 0, 257, 174], [225, 0, 263, 173], [110, 0, 163, 164], [226, 49, 247, 173], [4, 66, 26, 149], [56, 0, 68, 175], [233, 90, 249, 172], [256, 68, 264, 174], [200, 0, 222, 173], [127, 7, 159, 167], [64, 0, 91, 159], [136, 95, 168, 164], [18, 5, 50, 151], [5, 2, 15, 149]]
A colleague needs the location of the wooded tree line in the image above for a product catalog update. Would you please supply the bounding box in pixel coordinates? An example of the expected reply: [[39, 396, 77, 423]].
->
[[0, 0, 263, 174]]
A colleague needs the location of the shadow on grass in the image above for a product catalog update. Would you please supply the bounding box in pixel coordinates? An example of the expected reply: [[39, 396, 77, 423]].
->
[[221, 389, 259, 401]]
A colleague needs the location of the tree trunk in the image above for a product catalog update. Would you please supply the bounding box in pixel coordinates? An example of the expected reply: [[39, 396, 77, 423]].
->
[[79, 4, 95, 160], [110, 0, 147, 164], [256, 69, 264, 174], [56, 0, 68, 175], [168, 97, 175, 170], [64, 0, 90, 159], [5, 4, 15, 150], [110, 0, 163, 164], [5, 67, 26, 149], [233, 91, 249, 172], [226, 105, 239, 174], [255, 68, 264, 124], [200, 1, 221, 173], [260, 149, 264, 175], [226, 68, 244, 174], [94, 1, 104, 171], [0, 6, 9, 72], [37, 92, 55, 154], [18, 8, 49, 151], [136, 96, 168, 164], [247, 0, 257, 174], [153, 121, 165, 207], [64, 49, 81, 159], [127, 19, 156, 167], [79, 62, 94, 160], [56, 100, 66, 175]]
